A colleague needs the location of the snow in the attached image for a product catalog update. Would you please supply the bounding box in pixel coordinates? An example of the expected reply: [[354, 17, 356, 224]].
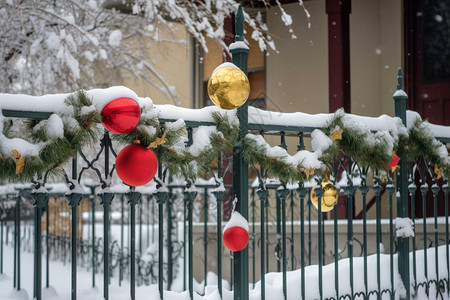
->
[[223, 211, 249, 232], [0, 89, 448, 141], [0, 86, 138, 114], [46, 32, 61, 50], [211, 62, 239, 75], [188, 126, 218, 157], [108, 30, 122, 47], [406, 110, 450, 139], [165, 119, 186, 131], [394, 217, 415, 238], [0, 235, 448, 300], [65, 180, 85, 196], [32, 186, 49, 194], [46, 114, 64, 139], [0, 114, 47, 157], [184, 184, 198, 193], [211, 181, 226, 193], [393, 89, 408, 98], [228, 41, 249, 51], [246, 133, 323, 170], [156, 104, 238, 126], [310, 129, 332, 155]]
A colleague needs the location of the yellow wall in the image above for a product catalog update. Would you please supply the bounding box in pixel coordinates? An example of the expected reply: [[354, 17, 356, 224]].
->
[[116, 1, 402, 114], [265, 0, 402, 117], [350, 0, 402, 117], [120, 23, 192, 107], [266, 0, 329, 114]]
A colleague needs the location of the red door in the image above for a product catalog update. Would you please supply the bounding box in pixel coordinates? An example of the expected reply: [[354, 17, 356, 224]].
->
[[405, 0, 450, 125]]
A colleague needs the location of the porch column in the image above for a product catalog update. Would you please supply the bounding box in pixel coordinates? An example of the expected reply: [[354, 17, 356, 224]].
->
[[326, 0, 351, 113]]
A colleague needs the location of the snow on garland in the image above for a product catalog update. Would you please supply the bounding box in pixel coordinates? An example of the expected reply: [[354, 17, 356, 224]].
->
[[0, 91, 101, 181], [242, 108, 450, 184], [0, 91, 449, 184], [396, 118, 450, 179]]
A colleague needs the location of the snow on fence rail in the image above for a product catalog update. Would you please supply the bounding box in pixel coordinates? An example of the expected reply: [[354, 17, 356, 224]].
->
[[1, 88, 450, 139]]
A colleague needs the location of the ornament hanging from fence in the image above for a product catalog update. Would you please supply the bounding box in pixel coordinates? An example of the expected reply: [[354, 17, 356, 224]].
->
[[115, 142, 158, 186], [223, 210, 249, 252], [386, 153, 400, 170], [101, 97, 140, 134], [207, 63, 250, 110], [310, 178, 338, 212]]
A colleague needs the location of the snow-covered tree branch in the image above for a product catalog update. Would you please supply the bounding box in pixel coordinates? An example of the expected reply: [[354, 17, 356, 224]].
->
[[1, 0, 309, 103]]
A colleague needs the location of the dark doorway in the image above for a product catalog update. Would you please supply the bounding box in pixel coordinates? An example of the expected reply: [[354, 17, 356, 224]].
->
[[405, 0, 450, 125]]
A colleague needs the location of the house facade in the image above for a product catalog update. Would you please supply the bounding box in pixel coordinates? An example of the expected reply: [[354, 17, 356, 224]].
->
[[126, 0, 449, 126]]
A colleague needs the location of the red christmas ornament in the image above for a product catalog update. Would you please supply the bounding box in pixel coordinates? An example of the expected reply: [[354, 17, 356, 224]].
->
[[115, 144, 158, 186], [101, 97, 140, 134], [386, 153, 400, 169], [223, 212, 249, 252]]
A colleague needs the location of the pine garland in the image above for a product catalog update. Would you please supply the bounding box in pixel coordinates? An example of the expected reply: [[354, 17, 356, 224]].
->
[[396, 119, 450, 178], [242, 136, 324, 184], [156, 112, 239, 183], [320, 110, 394, 171], [0, 91, 101, 181], [242, 109, 449, 184], [0, 91, 448, 184]]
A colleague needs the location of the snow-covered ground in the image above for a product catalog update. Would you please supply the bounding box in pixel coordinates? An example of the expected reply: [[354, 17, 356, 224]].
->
[[0, 239, 449, 299]]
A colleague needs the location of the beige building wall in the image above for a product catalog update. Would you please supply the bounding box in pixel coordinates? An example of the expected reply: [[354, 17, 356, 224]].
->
[[116, 0, 402, 115], [265, 0, 402, 117], [350, 0, 402, 117], [120, 22, 192, 108], [266, 0, 329, 114]]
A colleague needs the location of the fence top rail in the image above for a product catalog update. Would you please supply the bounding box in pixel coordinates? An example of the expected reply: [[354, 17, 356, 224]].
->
[[1, 88, 449, 141]]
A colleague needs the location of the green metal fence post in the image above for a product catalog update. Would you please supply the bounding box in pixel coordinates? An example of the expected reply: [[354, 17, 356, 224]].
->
[[66, 156, 83, 300], [14, 195, 20, 290], [314, 185, 324, 300], [0, 217, 3, 274], [126, 189, 141, 300], [89, 186, 96, 288], [45, 201, 49, 288], [167, 188, 173, 290], [257, 187, 268, 300], [31, 185, 50, 300], [100, 131, 114, 300], [230, 5, 249, 300], [212, 189, 226, 297], [203, 187, 208, 290], [276, 187, 290, 300], [296, 183, 307, 300], [120, 194, 124, 287], [184, 189, 197, 300], [156, 189, 169, 299], [99, 191, 114, 300], [393, 68, 410, 299]]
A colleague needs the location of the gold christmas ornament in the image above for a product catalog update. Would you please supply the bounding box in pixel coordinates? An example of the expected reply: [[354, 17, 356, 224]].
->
[[12, 150, 25, 175], [310, 180, 338, 212], [329, 128, 343, 142], [434, 164, 443, 180], [207, 65, 250, 110], [148, 131, 167, 149]]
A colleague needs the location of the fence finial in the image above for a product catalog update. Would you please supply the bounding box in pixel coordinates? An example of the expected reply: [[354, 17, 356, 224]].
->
[[397, 67, 403, 90], [235, 4, 244, 42]]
